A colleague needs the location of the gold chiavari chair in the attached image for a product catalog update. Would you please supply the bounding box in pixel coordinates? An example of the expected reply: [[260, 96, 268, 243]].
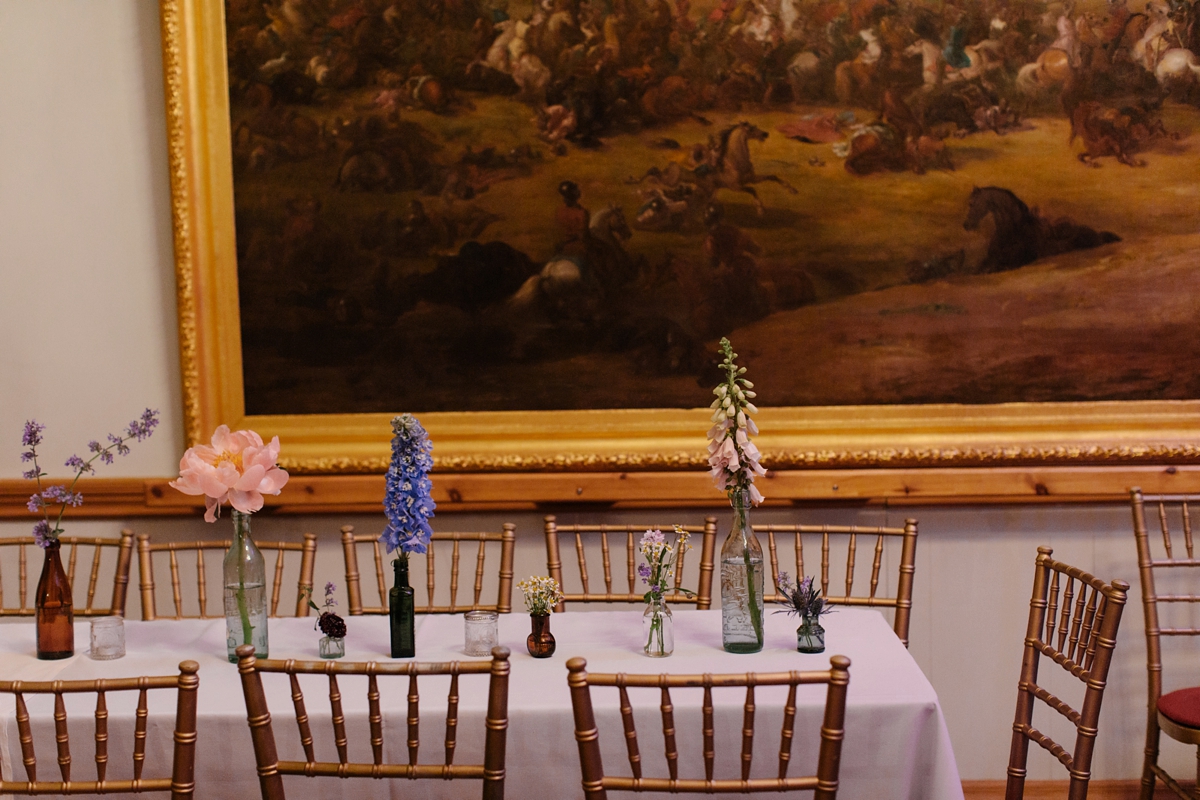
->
[[136, 533, 317, 620], [341, 524, 516, 615], [0, 532, 135, 617], [0, 660, 199, 797], [236, 644, 511, 800], [545, 516, 718, 611], [1130, 488, 1200, 800], [1006, 546, 1129, 800], [566, 655, 851, 799], [754, 519, 918, 647]]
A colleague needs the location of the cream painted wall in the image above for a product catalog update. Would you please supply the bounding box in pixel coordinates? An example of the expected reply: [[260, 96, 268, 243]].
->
[[0, 0, 1192, 786]]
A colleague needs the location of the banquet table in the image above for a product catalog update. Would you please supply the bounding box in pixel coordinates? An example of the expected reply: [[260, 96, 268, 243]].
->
[[0, 608, 962, 799]]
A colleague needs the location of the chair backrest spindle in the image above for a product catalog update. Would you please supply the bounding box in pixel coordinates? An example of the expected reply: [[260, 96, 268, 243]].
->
[[136, 533, 316, 621], [342, 525, 516, 615], [566, 657, 851, 799], [236, 645, 510, 799], [0, 533, 134, 617], [0, 662, 199, 797], [756, 521, 919, 647], [545, 517, 718, 611]]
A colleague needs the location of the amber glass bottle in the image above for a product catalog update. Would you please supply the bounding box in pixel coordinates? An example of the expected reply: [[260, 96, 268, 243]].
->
[[36, 539, 75, 659]]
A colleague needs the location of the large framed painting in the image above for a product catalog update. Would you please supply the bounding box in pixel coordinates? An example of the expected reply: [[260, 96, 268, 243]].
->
[[159, 0, 1200, 483]]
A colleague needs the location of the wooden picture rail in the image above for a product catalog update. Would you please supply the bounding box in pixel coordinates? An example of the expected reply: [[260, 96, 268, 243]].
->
[[1, 466, 1199, 518]]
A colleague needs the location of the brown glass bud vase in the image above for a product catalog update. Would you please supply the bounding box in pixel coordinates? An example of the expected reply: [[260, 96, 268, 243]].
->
[[36, 540, 75, 659], [526, 613, 556, 658]]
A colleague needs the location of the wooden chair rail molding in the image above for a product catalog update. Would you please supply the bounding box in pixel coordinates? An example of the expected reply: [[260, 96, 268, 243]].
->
[[1, 466, 1199, 518]]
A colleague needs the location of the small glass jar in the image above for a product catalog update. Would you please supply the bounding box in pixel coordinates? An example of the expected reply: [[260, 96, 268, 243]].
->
[[89, 616, 125, 660], [464, 610, 500, 657], [319, 635, 345, 659], [797, 616, 825, 654], [643, 596, 673, 657]]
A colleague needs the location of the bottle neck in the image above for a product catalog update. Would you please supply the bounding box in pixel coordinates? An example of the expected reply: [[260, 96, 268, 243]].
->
[[394, 556, 410, 585]]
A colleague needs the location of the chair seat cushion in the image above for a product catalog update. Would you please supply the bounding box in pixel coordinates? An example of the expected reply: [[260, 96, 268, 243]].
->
[[1158, 688, 1200, 729]]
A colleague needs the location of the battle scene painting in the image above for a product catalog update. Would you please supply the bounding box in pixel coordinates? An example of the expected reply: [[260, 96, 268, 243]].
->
[[227, 0, 1200, 415]]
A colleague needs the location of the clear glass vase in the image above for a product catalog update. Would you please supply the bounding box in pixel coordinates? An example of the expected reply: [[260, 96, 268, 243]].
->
[[796, 616, 825, 653], [643, 596, 673, 657], [721, 489, 764, 653], [390, 556, 415, 658], [319, 636, 345, 659], [224, 510, 268, 663], [36, 539, 75, 660]]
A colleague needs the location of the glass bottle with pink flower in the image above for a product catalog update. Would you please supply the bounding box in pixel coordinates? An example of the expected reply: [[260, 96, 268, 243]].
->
[[170, 425, 290, 662], [707, 339, 767, 654]]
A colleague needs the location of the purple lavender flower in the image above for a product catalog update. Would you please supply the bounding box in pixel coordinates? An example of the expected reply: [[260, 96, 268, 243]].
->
[[26, 494, 43, 513], [65, 454, 93, 474], [22, 468, 39, 480], [637, 563, 652, 582], [88, 440, 102, 453], [649, 584, 661, 594], [22, 421, 44, 448], [32, 520, 52, 548], [127, 409, 160, 442]]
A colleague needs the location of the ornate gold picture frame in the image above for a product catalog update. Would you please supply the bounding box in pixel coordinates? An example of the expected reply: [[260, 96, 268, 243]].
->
[[160, 0, 1200, 485]]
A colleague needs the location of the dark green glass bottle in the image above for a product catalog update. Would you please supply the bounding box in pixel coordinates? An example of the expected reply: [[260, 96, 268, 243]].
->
[[390, 557, 415, 658]]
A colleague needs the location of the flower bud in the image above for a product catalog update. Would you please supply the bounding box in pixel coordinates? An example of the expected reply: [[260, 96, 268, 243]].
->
[[745, 390, 756, 398], [746, 402, 759, 414], [740, 380, 754, 388]]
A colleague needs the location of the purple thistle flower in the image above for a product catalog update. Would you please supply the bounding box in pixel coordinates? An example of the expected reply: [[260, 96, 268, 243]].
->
[[32, 520, 52, 548], [22, 421, 44, 448]]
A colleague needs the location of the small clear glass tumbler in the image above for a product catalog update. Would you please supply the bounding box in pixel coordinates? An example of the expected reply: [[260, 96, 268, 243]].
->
[[464, 610, 499, 656], [89, 616, 125, 660]]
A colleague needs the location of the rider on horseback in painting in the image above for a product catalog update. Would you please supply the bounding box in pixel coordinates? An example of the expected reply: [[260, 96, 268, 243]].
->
[[554, 180, 591, 262], [703, 201, 768, 323]]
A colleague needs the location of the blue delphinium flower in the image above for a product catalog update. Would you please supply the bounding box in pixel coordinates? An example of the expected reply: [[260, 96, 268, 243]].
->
[[380, 414, 435, 558]]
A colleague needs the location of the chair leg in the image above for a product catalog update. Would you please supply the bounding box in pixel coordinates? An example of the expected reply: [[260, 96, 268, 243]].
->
[[1140, 713, 1159, 800]]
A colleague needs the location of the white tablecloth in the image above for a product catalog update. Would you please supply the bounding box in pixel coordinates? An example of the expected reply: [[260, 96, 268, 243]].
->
[[0, 608, 962, 799]]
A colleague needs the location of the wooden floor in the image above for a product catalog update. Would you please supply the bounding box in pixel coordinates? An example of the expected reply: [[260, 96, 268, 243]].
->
[[962, 780, 1164, 799]]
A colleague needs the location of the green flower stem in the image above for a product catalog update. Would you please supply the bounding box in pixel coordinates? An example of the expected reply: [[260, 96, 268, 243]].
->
[[735, 498, 763, 645], [234, 516, 253, 646]]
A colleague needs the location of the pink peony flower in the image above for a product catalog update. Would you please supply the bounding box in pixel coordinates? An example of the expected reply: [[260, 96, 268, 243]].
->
[[169, 425, 289, 522]]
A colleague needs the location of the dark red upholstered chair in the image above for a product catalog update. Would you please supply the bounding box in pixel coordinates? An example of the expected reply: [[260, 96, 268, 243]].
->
[[1131, 489, 1200, 800]]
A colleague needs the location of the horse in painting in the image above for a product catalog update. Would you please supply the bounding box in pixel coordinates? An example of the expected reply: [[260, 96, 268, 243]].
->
[[963, 186, 1120, 272]]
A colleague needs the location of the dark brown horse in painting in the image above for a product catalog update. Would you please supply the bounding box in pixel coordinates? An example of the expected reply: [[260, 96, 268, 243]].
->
[[710, 121, 799, 214], [963, 186, 1120, 272]]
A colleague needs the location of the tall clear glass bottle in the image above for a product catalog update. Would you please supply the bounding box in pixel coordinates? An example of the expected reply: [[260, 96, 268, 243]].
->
[[720, 489, 764, 653], [390, 556, 416, 658], [224, 510, 268, 662], [36, 539, 75, 660]]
